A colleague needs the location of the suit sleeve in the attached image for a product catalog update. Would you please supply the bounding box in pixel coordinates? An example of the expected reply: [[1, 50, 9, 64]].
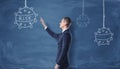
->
[[57, 34, 70, 65], [46, 27, 59, 40]]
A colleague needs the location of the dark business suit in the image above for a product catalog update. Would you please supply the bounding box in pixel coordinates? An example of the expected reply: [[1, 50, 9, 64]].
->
[[46, 27, 71, 69]]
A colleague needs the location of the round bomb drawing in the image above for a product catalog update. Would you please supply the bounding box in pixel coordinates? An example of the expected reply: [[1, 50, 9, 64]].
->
[[14, 0, 37, 29], [95, 27, 113, 46]]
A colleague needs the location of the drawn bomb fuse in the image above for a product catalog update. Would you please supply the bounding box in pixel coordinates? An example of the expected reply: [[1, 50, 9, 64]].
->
[[14, 0, 38, 29], [95, 27, 113, 46]]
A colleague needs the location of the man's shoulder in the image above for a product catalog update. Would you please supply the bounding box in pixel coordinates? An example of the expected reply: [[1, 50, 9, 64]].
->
[[63, 32, 71, 38]]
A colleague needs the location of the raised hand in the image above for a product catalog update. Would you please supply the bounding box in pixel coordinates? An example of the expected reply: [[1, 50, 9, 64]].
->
[[40, 17, 47, 29], [54, 64, 60, 69]]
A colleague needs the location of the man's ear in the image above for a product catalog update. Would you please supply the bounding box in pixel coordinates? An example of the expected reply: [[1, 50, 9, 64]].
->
[[65, 23, 69, 27]]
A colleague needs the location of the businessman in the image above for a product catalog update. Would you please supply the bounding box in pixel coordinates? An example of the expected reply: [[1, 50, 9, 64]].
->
[[40, 17, 72, 69]]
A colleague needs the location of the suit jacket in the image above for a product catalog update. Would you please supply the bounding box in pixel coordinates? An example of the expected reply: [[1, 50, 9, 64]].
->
[[46, 27, 71, 66]]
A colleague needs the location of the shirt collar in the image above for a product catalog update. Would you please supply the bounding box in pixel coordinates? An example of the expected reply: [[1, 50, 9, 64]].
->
[[62, 28, 69, 33]]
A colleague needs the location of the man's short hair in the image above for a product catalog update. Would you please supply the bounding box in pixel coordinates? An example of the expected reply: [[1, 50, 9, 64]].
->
[[63, 17, 71, 27]]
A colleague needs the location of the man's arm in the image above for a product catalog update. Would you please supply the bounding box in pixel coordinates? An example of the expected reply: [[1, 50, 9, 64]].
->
[[56, 34, 70, 65], [40, 17, 59, 40], [45, 28, 60, 40]]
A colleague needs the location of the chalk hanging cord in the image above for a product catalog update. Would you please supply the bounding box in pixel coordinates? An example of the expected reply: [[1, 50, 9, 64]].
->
[[103, 0, 106, 28], [25, 0, 28, 7], [82, 0, 85, 15]]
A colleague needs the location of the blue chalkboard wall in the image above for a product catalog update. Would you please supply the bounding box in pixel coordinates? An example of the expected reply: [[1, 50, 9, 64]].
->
[[0, 0, 120, 69]]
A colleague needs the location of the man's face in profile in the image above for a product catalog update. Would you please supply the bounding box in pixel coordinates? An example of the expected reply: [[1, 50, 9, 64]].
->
[[59, 18, 67, 29]]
